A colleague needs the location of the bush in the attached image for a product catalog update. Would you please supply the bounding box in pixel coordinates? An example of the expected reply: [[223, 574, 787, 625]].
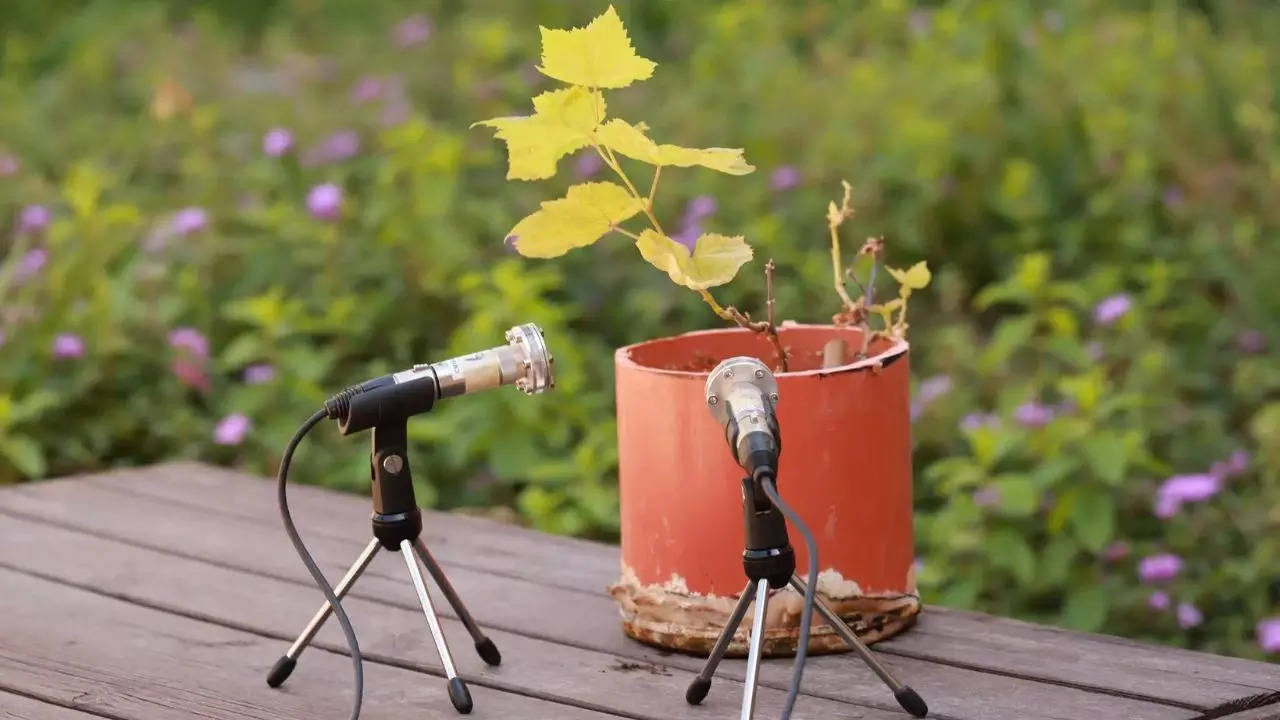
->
[[0, 1, 1276, 659]]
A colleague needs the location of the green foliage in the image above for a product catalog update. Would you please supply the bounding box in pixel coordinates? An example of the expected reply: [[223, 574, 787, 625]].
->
[[0, 0, 1277, 661]]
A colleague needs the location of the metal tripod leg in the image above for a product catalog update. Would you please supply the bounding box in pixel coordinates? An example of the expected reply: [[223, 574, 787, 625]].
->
[[266, 537, 380, 688], [790, 575, 928, 717], [738, 580, 771, 720], [412, 538, 501, 666], [686, 580, 757, 705], [402, 539, 474, 714]]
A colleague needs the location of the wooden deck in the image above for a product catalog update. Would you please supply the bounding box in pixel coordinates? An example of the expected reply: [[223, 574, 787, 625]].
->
[[0, 462, 1276, 720]]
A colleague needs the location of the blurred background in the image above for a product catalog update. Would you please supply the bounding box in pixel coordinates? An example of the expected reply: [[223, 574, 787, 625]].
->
[[0, 0, 1276, 660]]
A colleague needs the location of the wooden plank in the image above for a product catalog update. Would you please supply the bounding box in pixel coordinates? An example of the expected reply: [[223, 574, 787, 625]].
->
[[62, 463, 1280, 708], [0, 568, 614, 720], [0, 505, 1189, 719], [1215, 706, 1280, 720], [0, 516, 898, 720], [0, 690, 98, 719]]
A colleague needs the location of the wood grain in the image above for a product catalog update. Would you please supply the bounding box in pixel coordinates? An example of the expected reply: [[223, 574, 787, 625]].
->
[[0, 691, 98, 720]]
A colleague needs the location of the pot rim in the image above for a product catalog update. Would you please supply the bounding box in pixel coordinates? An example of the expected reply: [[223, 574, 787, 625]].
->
[[614, 324, 909, 379]]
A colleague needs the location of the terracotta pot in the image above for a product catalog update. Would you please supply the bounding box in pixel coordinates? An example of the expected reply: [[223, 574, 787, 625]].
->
[[609, 325, 919, 656]]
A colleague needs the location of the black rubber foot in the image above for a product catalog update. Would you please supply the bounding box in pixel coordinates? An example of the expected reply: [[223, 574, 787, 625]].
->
[[895, 686, 928, 718], [266, 655, 296, 688], [475, 637, 502, 666], [448, 677, 474, 714], [686, 677, 711, 705]]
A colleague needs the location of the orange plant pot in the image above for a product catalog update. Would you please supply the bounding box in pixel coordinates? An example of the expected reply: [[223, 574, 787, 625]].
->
[[609, 325, 920, 656]]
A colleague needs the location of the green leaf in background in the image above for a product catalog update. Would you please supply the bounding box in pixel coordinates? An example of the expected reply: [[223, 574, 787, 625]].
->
[[1070, 487, 1115, 552], [1038, 536, 1078, 588], [1083, 433, 1127, 485], [1061, 584, 1109, 632], [992, 474, 1038, 516], [987, 527, 1036, 586], [0, 435, 46, 478]]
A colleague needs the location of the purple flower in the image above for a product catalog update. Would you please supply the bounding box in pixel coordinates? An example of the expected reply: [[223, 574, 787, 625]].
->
[[686, 195, 717, 223], [960, 412, 1000, 432], [1153, 473, 1220, 518], [1085, 340, 1104, 361], [16, 248, 48, 281], [1015, 401, 1056, 428], [1147, 591, 1170, 611], [394, 14, 432, 48], [213, 413, 252, 446], [307, 183, 343, 221], [169, 207, 209, 236], [262, 127, 295, 157], [1042, 10, 1064, 33], [1258, 617, 1280, 654], [972, 485, 1001, 508], [168, 327, 209, 359], [1236, 330, 1266, 354], [673, 224, 701, 252], [1094, 293, 1132, 326], [910, 374, 953, 421], [0, 153, 19, 176], [311, 130, 361, 164], [1176, 602, 1202, 629], [350, 75, 385, 104], [243, 363, 276, 384], [1161, 186, 1184, 210], [17, 204, 51, 235], [907, 9, 932, 37], [770, 165, 801, 192], [1138, 553, 1182, 583], [0, 329, 7, 347], [52, 333, 84, 359], [574, 151, 603, 179]]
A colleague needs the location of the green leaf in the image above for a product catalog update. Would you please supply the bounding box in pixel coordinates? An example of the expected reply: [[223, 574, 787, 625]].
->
[[1083, 433, 1127, 485], [635, 230, 753, 290], [887, 261, 931, 290], [1038, 536, 1078, 588], [0, 434, 46, 478], [987, 527, 1036, 586], [506, 182, 644, 258], [474, 86, 606, 180], [537, 6, 657, 89], [1070, 487, 1115, 552], [1061, 584, 1108, 631], [992, 474, 1038, 516]]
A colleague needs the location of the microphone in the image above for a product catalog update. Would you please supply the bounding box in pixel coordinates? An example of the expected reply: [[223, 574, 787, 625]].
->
[[704, 356, 781, 482], [324, 323, 554, 434]]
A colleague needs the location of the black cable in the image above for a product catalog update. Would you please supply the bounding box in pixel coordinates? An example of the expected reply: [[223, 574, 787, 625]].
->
[[760, 475, 817, 720], [278, 408, 364, 720]]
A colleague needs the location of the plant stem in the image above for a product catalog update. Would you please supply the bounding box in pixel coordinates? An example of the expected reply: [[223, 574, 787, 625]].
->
[[614, 227, 641, 241], [647, 165, 661, 207], [830, 222, 857, 310]]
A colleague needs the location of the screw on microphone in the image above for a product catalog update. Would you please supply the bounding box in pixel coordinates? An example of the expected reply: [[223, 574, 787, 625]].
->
[[325, 323, 555, 435], [704, 356, 781, 482]]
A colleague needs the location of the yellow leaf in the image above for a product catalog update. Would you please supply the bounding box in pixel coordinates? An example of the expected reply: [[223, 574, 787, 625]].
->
[[870, 298, 904, 314], [507, 182, 643, 258], [474, 86, 606, 180], [538, 6, 657, 89], [635, 230, 752, 290], [596, 119, 753, 175], [888, 261, 932, 290]]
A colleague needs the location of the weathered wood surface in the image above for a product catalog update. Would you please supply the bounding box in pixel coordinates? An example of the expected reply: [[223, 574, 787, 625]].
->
[[0, 462, 1276, 720]]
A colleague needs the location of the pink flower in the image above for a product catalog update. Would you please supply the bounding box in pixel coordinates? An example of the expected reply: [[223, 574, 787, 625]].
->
[[350, 75, 384, 104], [1147, 591, 1170, 611], [1102, 541, 1131, 563], [910, 374, 952, 421], [169, 207, 209, 236], [309, 130, 361, 164], [213, 413, 252, 445], [394, 14, 432, 48], [307, 183, 343, 221], [262, 127, 295, 157], [1137, 553, 1182, 583], [1094, 293, 1132, 325], [1153, 473, 1220, 518], [243, 363, 276, 384], [0, 153, 19, 176], [52, 333, 84, 359], [171, 359, 211, 394], [960, 412, 999, 432], [1236, 330, 1266, 354], [1258, 617, 1280, 654], [574, 151, 603, 179], [168, 327, 209, 359], [1176, 602, 1202, 629]]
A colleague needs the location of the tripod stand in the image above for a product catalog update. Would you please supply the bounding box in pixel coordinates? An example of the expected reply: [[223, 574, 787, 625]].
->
[[684, 473, 927, 719], [264, 416, 499, 714]]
